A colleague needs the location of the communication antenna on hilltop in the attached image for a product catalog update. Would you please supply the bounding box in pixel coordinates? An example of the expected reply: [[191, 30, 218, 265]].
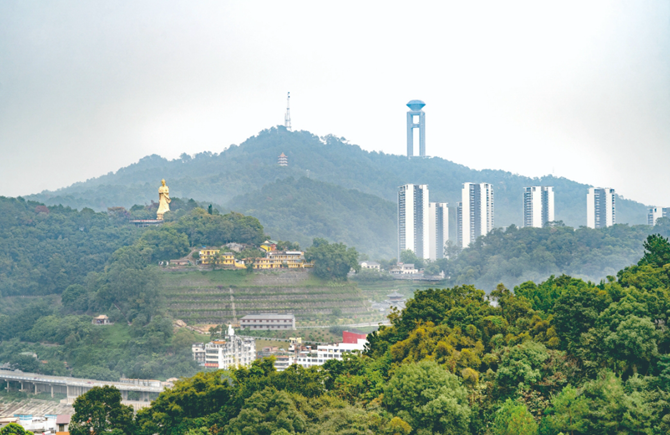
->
[[284, 92, 292, 130]]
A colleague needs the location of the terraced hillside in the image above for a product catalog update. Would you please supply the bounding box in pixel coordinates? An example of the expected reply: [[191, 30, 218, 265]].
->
[[161, 269, 383, 326]]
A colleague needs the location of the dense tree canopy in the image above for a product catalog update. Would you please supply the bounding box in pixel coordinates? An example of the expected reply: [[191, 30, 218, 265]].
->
[[438, 219, 670, 290], [68, 235, 670, 434], [0, 202, 266, 380], [305, 238, 360, 281], [0, 196, 139, 296]]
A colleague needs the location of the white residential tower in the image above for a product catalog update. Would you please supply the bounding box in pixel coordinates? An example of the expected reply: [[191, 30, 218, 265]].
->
[[398, 184, 430, 259], [428, 202, 449, 260], [460, 183, 494, 247], [523, 186, 555, 228], [648, 206, 670, 226], [586, 188, 616, 228]]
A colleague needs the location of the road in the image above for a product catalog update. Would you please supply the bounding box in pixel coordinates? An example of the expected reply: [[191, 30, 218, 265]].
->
[[296, 320, 391, 329]]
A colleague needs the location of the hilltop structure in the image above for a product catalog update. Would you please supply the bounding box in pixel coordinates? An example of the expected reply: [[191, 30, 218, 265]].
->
[[285, 92, 292, 130], [523, 186, 555, 228], [587, 187, 616, 228], [156, 179, 170, 220], [278, 153, 288, 166], [406, 100, 426, 157]]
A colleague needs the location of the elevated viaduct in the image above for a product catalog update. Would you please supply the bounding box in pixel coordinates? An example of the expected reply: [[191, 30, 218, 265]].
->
[[0, 370, 165, 404]]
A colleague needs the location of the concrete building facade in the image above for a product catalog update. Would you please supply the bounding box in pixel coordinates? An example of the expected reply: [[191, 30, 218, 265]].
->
[[203, 327, 256, 369], [360, 261, 381, 270], [648, 206, 670, 226], [428, 202, 449, 260], [460, 183, 494, 247], [398, 184, 430, 259], [523, 186, 555, 228], [240, 313, 296, 330], [587, 188, 616, 228]]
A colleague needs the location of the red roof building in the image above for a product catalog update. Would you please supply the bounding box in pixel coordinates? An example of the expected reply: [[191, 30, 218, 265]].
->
[[342, 331, 367, 344]]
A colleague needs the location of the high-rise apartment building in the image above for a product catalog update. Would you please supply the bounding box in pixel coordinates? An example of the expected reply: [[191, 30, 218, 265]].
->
[[460, 183, 494, 247], [428, 202, 449, 260], [587, 188, 616, 229], [523, 186, 555, 228], [398, 184, 430, 259], [456, 202, 463, 248], [648, 206, 670, 226]]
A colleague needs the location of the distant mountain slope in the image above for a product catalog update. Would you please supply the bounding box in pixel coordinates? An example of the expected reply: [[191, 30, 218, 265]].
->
[[228, 177, 398, 259], [28, 127, 648, 247]]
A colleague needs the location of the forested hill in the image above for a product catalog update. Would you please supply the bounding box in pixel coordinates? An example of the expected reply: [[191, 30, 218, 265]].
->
[[28, 126, 648, 241], [228, 177, 397, 259], [442, 219, 670, 290]]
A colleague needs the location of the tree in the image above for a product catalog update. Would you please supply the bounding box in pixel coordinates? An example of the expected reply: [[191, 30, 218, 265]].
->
[[0, 423, 33, 435], [224, 387, 306, 435], [61, 284, 89, 312], [638, 234, 670, 268], [70, 386, 135, 435], [496, 342, 550, 393], [541, 386, 588, 435], [603, 315, 659, 373], [399, 249, 424, 270], [492, 399, 538, 435], [383, 360, 471, 435], [305, 238, 359, 281]]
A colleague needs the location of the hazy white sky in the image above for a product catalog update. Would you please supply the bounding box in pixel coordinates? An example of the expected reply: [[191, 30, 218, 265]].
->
[[1, 1, 669, 205]]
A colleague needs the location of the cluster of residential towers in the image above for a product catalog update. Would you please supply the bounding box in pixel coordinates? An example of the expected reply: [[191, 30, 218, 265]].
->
[[399, 100, 667, 260], [398, 182, 498, 259], [396, 184, 664, 259]]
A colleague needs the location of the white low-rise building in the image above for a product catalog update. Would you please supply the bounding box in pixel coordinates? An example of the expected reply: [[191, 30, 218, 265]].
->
[[360, 261, 381, 271], [200, 325, 256, 369], [293, 339, 367, 369], [390, 263, 419, 275], [240, 313, 296, 330]]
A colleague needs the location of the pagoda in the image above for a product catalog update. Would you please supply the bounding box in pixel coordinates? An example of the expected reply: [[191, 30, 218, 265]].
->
[[278, 153, 288, 167]]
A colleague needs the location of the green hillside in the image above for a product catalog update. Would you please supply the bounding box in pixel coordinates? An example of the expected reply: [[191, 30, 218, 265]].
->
[[228, 177, 397, 259], [442, 219, 670, 290], [27, 127, 649, 257], [161, 269, 384, 326]]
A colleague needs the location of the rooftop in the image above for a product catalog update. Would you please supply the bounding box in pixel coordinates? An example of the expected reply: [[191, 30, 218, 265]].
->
[[241, 313, 295, 320], [56, 415, 71, 425], [406, 99, 426, 111]]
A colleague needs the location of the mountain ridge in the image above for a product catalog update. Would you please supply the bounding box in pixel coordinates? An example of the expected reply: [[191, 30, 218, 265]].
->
[[27, 126, 649, 256]]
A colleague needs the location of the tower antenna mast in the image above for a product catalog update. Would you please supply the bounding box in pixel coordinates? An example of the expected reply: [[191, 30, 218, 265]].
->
[[285, 92, 292, 130]]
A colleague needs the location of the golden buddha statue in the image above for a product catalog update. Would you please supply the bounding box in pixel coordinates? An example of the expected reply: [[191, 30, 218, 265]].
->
[[157, 179, 171, 220]]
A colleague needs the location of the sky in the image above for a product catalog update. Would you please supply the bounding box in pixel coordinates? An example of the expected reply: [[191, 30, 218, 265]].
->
[[1, 1, 669, 205]]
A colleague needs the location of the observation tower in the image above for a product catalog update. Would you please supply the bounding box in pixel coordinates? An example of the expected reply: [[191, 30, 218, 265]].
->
[[406, 100, 426, 157]]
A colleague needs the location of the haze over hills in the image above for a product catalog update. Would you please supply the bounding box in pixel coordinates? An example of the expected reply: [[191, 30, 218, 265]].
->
[[28, 127, 649, 257]]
